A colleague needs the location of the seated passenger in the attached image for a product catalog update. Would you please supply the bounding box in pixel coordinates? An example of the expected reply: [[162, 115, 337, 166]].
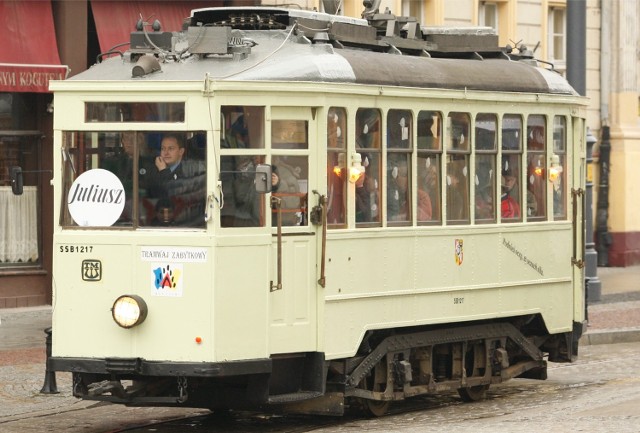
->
[[147, 133, 206, 226], [501, 168, 520, 219]]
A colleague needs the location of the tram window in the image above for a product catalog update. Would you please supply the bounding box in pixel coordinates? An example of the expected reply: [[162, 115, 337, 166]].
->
[[221, 106, 265, 149], [417, 154, 441, 224], [220, 106, 267, 228], [446, 155, 469, 223], [417, 111, 442, 150], [526, 115, 547, 220], [446, 113, 470, 224], [552, 116, 567, 220], [272, 120, 308, 150], [327, 107, 347, 227], [475, 114, 497, 223], [387, 110, 412, 224], [446, 112, 470, 151], [356, 108, 382, 226], [85, 102, 185, 123], [417, 111, 442, 225], [271, 119, 309, 226], [60, 130, 206, 228], [501, 115, 523, 222]]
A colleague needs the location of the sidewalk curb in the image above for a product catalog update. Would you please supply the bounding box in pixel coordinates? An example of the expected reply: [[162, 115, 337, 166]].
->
[[580, 327, 640, 346]]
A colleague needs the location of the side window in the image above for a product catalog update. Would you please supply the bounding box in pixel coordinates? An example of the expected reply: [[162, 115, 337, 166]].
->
[[446, 112, 470, 224], [220, 106, 266, 228], [526, 115, 547, 220], [474, 113, 497, 224], [501, 114, 523, 222], [355, 108, 382, 227], [387, 109, 412, 224], [271, 120, 309, 226], [327, 107, 347, 228], [417, 111, 442, 224], [552, 116, 567, 220]]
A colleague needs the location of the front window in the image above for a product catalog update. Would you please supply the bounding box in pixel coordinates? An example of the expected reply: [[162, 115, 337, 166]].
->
[[60, 130, 206, 228]]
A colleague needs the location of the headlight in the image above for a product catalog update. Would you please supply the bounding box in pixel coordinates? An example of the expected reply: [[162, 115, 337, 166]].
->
[[112, 295, 148, 328]]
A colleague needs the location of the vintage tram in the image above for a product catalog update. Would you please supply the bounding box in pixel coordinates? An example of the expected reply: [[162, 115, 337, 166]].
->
[[38, 5, 586, 415]]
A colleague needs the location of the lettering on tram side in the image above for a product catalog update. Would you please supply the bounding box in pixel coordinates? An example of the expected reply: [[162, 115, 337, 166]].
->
[[140, 247, 208, 263], [502, 238, 544, 276], [59, 245, 94, 253]]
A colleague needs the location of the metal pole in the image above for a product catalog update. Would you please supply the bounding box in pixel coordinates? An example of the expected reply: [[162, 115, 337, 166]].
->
[[40, 327, 59, 394]]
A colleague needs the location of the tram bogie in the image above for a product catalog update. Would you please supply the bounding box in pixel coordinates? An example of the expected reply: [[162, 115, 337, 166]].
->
[[40, 5, 587, 416]]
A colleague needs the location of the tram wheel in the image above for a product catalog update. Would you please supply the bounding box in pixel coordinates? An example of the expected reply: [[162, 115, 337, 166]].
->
[[457, 384, 490, 402], [365, 399, 391, 417]]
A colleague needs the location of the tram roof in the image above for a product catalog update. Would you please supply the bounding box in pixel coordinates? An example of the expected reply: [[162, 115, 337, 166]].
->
[[62, 7, 577, 97]]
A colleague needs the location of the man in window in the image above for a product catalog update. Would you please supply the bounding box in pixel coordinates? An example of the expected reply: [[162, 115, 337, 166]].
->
[[147, 133, 206, 227]]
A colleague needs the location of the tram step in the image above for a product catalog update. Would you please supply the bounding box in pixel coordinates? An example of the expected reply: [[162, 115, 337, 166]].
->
[[268, 390, 324, 404]]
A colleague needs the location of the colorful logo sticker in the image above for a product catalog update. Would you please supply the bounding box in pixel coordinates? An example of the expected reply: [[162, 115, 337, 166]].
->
[[454, 239, 464, 266], [151, 263, 183, 297]]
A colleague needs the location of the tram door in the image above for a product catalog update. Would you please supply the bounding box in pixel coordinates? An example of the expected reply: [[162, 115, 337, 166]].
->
[[268, 107, 319, 354]]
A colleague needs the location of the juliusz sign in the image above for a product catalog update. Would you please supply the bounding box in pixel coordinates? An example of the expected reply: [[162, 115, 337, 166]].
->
[[68, 169, 125, 226]]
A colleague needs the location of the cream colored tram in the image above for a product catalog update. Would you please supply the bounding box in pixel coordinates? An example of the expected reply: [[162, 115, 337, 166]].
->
[[44, 7, 586, 415]]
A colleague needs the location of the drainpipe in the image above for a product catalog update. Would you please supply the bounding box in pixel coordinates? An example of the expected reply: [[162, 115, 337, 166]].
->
[[567, 0, 601, 302], [595, 0, 612, 267]]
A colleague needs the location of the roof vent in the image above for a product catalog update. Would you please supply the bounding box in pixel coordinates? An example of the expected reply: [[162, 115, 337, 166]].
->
[[132, 55, 161, 77]]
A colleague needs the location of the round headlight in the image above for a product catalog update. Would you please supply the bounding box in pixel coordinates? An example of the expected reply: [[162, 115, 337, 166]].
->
[[112, 295, 148, 328]]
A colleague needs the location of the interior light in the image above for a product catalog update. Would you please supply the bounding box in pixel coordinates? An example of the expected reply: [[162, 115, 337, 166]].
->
[[548, 154, 563, 182], [112, 295, 148, 328], [349, 153, 365, 184]]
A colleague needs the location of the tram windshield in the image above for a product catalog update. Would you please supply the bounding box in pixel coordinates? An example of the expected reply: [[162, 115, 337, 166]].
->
[[60, 130, 207, 228]]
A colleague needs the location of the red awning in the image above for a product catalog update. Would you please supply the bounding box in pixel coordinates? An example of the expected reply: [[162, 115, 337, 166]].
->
[[91, 1, 223, 54], [0, 0, 68, 93]]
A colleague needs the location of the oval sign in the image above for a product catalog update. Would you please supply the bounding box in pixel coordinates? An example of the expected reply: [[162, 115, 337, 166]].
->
[[68, 169, 125, 226]]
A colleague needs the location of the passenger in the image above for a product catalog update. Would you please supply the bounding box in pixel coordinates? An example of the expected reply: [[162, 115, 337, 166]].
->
[[272, 156, 302, 226], [220, 116, 280, 227], [474, 165, 494, 220], [446, 162, 467, 221], [102, 131, 137, 192], [501, 168, 520, 219], [147, 133, 206, 226], [151, 198, 175, 226], [417, 158, 437, 222]]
